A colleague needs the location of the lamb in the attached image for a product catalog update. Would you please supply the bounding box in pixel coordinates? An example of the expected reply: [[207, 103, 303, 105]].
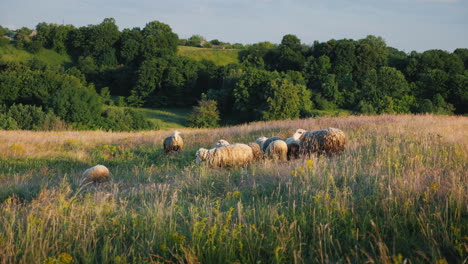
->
[[257, 136, 283, 153], [247, 142, 263, 161], [163, 130, 183, 153], [82, 164, 110, 183], [299, 127, 345, 156], [196, 144, 254, 167], [264, 140, 288, 161], [214, 139, 230, 148]]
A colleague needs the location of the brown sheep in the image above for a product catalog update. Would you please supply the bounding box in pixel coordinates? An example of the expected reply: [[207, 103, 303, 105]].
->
[[196, 144, 254, 167], [299, 127, 345, 156], [247, 142, 263, 161], [286, 129, 306, 160], [264, 140, 288, 161], [163, 130, 183, 153]]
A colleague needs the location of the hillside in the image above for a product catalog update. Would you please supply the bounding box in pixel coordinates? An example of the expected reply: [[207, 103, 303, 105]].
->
[[0, 114, 466, 263], [177, 46, 240, 65], [0, 43, 71, 67]]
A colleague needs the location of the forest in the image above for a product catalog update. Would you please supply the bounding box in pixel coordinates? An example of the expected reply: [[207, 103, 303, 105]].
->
[[0, 18, 467, 131]]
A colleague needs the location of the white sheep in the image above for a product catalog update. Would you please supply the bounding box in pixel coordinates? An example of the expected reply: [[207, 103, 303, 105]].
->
[[82, 164, 110, 183], [163, 130, 183, 153], [261, 136, 283, 153], [299, 127, 345, 156], [214, 139, 230, 148], [196, 144, 254, 167], [264, 140, 288, 161]]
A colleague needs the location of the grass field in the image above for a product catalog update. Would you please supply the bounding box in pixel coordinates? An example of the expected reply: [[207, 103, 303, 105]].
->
[[135, 107, 191, 129], [177, 46, 240, 66], [0, 115, 466, 263], [0, 44, 72, 67]]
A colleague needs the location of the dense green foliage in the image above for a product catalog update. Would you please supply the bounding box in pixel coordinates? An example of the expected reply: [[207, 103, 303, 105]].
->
[[187, 94, 220, 128], [1, 19, 467, 130]]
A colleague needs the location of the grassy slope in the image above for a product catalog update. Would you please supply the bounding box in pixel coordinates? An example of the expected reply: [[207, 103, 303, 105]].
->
[[134, 107, 191, 129], [177, 46, 240, 65], [0, 43, 71, 66], [0, 115, 467, 263]]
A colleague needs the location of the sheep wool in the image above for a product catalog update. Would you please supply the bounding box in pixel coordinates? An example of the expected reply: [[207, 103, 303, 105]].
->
[[163, 130, 183, 153], [300, 127, 345, 156], [82, 164, 110, 183], [286, 138, 300, 160], [214, 139, 230, 148], [256, 137, 268, 151], [265, 140, 288, 161], [196, 144, 254, 167], [247, 142, 263, 161], [261, 136, 283, 153]]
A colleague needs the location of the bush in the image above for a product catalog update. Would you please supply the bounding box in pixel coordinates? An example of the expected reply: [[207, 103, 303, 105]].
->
[[188, 94, 220, 128], [99, 107, 155, 131], [0, 113, 19, 130]]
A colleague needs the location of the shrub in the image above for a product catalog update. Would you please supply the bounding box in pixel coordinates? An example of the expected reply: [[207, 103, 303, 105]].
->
[[0, 113, 19, 130], [188, 94, 220, 128]]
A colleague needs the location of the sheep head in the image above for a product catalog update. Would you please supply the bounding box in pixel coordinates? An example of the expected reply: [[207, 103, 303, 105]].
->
[[293, 129, 306, 141], [196, 148, 208, 164], [215, 139, 230, 148]]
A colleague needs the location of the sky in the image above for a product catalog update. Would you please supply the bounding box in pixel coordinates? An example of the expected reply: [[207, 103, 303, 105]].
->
[[1, 0, 467, 52]]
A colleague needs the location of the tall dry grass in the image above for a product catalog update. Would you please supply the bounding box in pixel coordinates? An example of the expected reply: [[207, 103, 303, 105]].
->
[[0, 114, 466, 263]]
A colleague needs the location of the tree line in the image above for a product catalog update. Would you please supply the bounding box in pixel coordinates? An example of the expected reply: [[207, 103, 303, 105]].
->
[[0, 18, 466, 130]]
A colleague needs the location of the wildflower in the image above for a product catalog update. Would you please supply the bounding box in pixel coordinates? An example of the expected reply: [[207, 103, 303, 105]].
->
[[307, 159, 313, 169], [290, 170, 297, 177]]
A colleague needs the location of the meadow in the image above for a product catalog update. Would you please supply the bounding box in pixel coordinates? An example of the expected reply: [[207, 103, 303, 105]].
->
[[177, 46, 240, 66], [0, 115, 466, 263]]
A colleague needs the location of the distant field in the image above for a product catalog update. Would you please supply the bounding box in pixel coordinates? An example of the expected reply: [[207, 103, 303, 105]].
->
[[0, 115, 466, 263], [0, 43, 71, 67], [134, 107, 191, 129], [177, 46, 240, 65]]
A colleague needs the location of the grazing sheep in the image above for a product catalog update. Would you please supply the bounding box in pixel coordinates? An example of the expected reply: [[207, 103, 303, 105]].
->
[[286, 129, 306, 160], [214, 139, 230, 148], [247, 142, 263, 161], [286, 138, 300, 160], [256, 137, 268, 151], [196, 144, 254, 167], [163, 130, 183, 153], [261, 136, 283, 153], [264, 140, 288, 161], [299, 127, 345, 156], [82, 164, 110, 183]]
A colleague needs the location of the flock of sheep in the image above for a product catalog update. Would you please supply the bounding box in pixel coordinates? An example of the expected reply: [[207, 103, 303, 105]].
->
[[82, 127, 345, 183]]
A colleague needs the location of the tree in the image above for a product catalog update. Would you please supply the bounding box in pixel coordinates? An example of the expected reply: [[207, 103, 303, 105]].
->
[[188, 94, 220, 128], [141, 21, 178, 57], [276, 35, 305, 72], [187, 35, 205, 47]]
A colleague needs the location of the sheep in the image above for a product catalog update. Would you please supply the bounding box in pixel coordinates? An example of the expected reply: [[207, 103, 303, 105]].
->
[[196, 144, 254, 167], [286, 138, 300, 160], [256, 137, 268, 151], [214, 139, 230, 148], [163, 130, 183, 153], [299, 127, 345, 156], [247, 142, 263, 161], [286, 129, 306, 160], [82, 164, 110, 183], [259, 136, 283, 153], [264, 140, 288, 161]]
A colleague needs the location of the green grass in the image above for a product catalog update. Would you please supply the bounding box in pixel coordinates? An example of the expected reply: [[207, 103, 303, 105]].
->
[[0, 43, 71, 67], [177, 46, 240, 66], [133, 107, 191, 129], [0, 115, 466, 263]]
